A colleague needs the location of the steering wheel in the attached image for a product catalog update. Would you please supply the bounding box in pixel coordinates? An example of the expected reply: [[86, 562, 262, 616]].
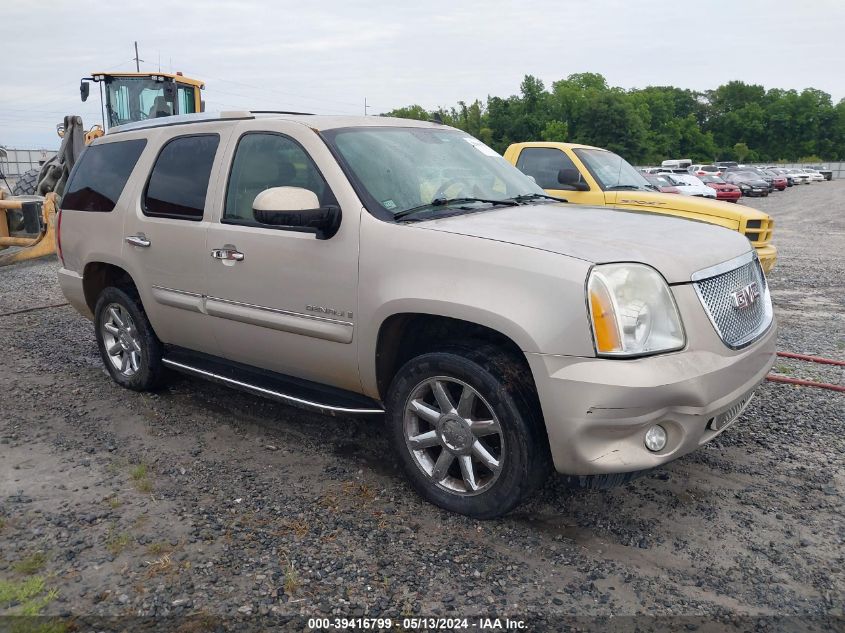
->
[[433, 179, 467, 200]]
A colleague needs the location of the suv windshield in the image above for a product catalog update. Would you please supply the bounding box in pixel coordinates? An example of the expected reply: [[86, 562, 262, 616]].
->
[[573, 148, 651, 191], [323, 127, 545, 218]]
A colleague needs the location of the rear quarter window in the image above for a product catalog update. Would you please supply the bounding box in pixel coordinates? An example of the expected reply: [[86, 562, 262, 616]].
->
[[143, 134, 220, 220], [61, 139, 147, 212]]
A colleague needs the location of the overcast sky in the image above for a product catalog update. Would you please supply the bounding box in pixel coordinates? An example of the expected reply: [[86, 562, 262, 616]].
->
[[2, 0, 844, 148]]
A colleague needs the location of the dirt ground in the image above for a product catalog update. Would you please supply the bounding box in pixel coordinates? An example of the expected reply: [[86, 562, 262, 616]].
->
[[1, 181, 842, 631]]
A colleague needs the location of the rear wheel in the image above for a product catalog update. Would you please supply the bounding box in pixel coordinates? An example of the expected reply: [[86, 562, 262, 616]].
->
[[385, 345, 551, 518], [94, 287, 165, 391]]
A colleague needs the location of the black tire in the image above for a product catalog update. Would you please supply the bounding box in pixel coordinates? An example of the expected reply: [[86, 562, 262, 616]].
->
[[385, 344, 552, 519], [94, 286, 165, 391], [11, 167, 40, 196]]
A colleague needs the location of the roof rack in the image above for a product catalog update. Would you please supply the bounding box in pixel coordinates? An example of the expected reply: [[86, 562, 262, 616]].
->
[[251, 110, 314, 116], [109, 111, 254, 134]]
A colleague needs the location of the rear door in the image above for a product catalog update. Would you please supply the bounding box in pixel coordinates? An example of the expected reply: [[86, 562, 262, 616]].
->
[[121, 126, 232, 356], [513, 146, 607, 205], [203, 121, 362, 392]]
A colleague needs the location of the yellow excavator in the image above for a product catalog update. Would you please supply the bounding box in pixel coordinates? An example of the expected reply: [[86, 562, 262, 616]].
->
[[1, 71, 204, 266]]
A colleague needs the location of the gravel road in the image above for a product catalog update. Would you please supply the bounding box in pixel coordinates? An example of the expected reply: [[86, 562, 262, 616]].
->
[[1, 182, 842, 631]]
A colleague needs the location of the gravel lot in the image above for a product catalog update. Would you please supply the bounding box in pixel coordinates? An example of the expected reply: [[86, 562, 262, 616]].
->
[[1, 182, 842, 630]]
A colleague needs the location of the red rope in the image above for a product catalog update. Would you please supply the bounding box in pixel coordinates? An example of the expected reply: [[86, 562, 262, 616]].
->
[[766, 375, 845, 393], [777, 351, 845, 367]]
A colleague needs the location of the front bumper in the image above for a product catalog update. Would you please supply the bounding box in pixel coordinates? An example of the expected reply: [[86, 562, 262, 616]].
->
[[527, 286, 776, 477], [755, 244, 777, 273]]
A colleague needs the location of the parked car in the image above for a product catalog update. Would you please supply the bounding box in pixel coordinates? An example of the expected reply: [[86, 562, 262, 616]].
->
[[716, 161, 739, 169], [765, 168, 794, 186], [804, 166, 833, 181], [642, 173, 680, 193], [503, 142, 777, 271], [723, 171, 770, 197], [661, 158, 692, 170], [56, 112, 777, 518], [699, 175, 741, 202], [658, 173, 717, 198], [760, 169, 787, 191], [800, 168, 826, 183], [726, 168, 773, 193], [786, 168, 811, 185], [689, 164, 723, 177]]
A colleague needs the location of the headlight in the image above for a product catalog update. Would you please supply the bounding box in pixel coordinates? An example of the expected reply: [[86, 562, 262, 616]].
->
[[588, 263, 685, 357]]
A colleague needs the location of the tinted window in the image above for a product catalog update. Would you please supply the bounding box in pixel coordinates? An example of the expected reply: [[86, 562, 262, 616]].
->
[[144, 135, 219, 220], [224, 133, 330, 222], [62, 139, 146, 212], [515, 148, 577, 190]]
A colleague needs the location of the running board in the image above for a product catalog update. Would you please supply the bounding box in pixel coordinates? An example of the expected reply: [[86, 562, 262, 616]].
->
[[162, 348, 384, 416]]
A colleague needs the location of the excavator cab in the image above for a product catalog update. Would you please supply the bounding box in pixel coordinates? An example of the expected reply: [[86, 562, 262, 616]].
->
[[80, 72, 205, 130]]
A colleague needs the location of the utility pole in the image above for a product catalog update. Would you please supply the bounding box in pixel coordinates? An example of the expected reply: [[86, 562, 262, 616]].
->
[[133, 41, 143, 72], [364, 97, 369, 116]]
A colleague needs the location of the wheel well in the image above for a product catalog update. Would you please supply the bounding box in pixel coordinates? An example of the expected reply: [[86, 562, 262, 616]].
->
[[375, 313, 534, 400], [82, 262, 136, 312]]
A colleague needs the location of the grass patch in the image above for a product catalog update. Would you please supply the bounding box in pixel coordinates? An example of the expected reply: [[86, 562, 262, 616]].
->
[[105, 528, 132, 556], [12, 552, 47, 575], [0, 576, 58, 616], [283, 561, 299, 595], [130, 463, 153, 493], [146, 542, 172, 556], [773, 364, 793, 375], [104, 495, 121, 510]]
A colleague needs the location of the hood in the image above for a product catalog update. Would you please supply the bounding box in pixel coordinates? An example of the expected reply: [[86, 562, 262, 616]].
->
[[606, 189, 768, 223], [417, 203, 752, 284]]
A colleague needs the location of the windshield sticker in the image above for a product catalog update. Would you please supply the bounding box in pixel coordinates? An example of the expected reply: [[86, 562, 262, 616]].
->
[[382, 199, 397, 210], [462, 137, 499, 157]]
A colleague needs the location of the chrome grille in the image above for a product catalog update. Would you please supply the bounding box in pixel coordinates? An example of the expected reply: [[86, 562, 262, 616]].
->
[[693, 252, 773, 349]]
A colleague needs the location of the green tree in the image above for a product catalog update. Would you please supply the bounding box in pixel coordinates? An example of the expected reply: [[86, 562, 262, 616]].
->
[[733, 142, 750, 162]]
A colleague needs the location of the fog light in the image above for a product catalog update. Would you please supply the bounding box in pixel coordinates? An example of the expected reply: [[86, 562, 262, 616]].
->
[[644, 425, 667, 452]]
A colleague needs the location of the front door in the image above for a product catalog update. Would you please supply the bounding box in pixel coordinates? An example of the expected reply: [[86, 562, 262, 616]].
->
[[204, 123, 362, 393]]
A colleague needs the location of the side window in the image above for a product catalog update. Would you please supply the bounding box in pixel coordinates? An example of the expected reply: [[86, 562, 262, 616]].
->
[[515, 148, 577, 190], [62, 139, 147, 212], [144, 134, 219, 220], [224, 133, 331, 223]]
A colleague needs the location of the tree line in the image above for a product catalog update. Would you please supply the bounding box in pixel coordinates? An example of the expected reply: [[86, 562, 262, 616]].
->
[[384, 73, 845, 164]]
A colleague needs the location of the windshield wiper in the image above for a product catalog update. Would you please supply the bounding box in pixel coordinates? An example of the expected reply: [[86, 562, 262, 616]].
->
[[393, 197, 518, 221], [606, 185, 646, 191], [508, 193, 567, 204]]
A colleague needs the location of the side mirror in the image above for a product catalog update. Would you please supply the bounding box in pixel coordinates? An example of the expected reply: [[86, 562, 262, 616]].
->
[[163, 80, 177, 101], [253, 187, 340, 240], [80, 80, 90, 102], [558, 168, 589, 191]]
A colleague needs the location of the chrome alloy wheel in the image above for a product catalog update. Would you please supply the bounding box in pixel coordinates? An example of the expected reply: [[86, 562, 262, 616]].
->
[[101, 303, 142, 377], [403, 377, 505, 496]]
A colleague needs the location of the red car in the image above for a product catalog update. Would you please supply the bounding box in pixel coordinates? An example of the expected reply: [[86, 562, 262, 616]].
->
[[643, 173, 680, 194], [700, 175, 741, 202], [762, 170, 788, 191]]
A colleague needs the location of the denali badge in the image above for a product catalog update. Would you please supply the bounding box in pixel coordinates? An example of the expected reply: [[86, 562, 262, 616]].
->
[[306, 305, 353, 319], [730, 282, 760, 309]]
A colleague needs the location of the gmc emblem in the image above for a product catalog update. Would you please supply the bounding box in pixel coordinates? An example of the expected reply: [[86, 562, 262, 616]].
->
[[731, 282, 760, 309]]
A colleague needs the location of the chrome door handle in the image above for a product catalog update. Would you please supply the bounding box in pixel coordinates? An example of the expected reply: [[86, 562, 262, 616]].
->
[[211, 248, 244, 262], [125, 234, 151, 248]]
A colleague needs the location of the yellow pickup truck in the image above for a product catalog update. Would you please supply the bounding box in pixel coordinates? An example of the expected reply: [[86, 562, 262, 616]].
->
[[503, 142, 777, 272]]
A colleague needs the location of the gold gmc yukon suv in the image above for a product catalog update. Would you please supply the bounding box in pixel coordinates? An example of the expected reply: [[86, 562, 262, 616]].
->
[[56, 113, 776, 518]]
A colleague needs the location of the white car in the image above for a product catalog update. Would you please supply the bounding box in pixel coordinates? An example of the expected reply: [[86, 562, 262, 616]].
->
[[688, 164, 723, 177], [787, 169, 811, 184], [801, 168, 825, 183], [658, 173, 717, 198]]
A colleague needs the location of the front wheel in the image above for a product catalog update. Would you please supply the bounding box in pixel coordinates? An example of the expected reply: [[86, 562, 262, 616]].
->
[[385, 346, 551, 519]]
